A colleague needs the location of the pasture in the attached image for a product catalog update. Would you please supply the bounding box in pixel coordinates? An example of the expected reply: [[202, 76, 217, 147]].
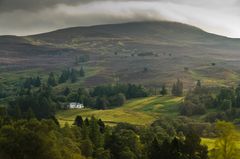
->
[[56, 96, 183, 126]]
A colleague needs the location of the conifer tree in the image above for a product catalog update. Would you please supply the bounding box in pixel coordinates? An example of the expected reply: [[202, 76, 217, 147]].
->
[[172, 79, 183, 96], [70, 69, 78, 83], [34, 76, 41, 87], [47, 72, 57, 87], [160, 84, 168, 96], [89, 116, 103, 148], [74, 115, 84, 127], [79, 66, 85, 77]]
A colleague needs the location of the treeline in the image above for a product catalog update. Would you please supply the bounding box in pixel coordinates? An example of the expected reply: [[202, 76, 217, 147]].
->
[[23, 76, 41, 88], [22, 67, 85, 89], [0, 118, 85, 159], [61, 84, 149, 109], [48, 67, 85, 87], [0, 112, 209, 159], [7, 83, 148, 120], [180, 81, 240, 123], [8, 85, 58, 119], [58, 67, 85, 84]]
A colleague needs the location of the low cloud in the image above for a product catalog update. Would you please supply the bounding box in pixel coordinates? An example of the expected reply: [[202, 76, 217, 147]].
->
[[0, 0, 240, 37]]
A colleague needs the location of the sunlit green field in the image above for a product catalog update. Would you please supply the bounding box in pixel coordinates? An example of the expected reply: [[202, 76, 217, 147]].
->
[[202, 137, 240, 157], [201, 138, 216, 150], [56, 96, 183, 126]]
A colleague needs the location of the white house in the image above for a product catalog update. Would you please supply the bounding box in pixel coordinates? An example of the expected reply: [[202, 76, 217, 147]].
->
[[68, 102, 84, 109]]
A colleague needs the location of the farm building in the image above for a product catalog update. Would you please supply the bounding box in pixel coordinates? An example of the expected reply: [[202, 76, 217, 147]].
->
[[68, 103, 84, 109]]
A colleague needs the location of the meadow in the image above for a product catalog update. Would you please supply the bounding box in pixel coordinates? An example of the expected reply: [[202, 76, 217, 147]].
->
[[56, 96, 183, 126]]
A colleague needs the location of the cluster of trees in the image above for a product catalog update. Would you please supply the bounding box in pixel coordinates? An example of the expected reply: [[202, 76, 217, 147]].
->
[[8, 85, 58, 119], [75, 55, 90, 64], [180, 81, 240, 123], [149, 133, 208, 159], [71, 115, 210, 159], [61, 84, 148, 109], [172, 79, 183, 96], [0, 118, 85, 159], [180, 81, 218, 117], [47, 67, 85, 87], [205, 85, 240, 123], [23, 76, 41, 88], [58, 67, 85, 84]]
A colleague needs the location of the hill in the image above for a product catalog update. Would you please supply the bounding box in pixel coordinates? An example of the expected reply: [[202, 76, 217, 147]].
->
[[1, 21, 240, 88]]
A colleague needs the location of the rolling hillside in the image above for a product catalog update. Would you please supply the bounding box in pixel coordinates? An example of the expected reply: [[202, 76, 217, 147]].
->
[[1, 21, 240, 88]]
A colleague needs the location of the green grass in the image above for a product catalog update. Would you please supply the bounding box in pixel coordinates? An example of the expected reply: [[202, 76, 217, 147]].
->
[[56, 96, 183, 126], [202, 137, 240, 157], [201, 138, 216, 150], [189, 66, 240, 87], [202, 128, 240, 155]]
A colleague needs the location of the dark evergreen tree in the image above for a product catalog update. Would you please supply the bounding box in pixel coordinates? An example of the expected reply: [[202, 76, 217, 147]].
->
[[149, 138, 161, 159], [70, 69, 78, 83], [74, 115, 84, 127], [98, 119, 105, 133], [89, 116, 103, 148], [23, 77, 33, 89], [235, 84, 240, 107], [216, 88, 235, 108], [47, 72, 57, 87], [79, 66, 85, 77], [182, 132, 209, 159], [34, 76, 41, 87], [26, 107, 35, 120], [160, 84, 168, 96], [63, 87, 70, 96], [172, 79, 183, 96], [196, 80, 201, 88], [84, 117, 90, 126]]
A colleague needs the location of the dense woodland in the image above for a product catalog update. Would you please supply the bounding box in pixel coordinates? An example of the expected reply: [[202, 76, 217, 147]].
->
[[0, 108, 238, 159], [0, 110, 209, 159]]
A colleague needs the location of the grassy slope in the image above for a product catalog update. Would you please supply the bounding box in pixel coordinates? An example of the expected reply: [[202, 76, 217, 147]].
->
[[202, 137, 240, 156], [56, 96, 183, 126]]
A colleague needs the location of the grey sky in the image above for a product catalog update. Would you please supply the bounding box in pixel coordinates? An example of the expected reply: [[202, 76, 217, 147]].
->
[[0, 0, 240, 37]]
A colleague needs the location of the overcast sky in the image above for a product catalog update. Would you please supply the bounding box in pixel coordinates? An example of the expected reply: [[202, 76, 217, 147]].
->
[[0, 0, 240, 38]]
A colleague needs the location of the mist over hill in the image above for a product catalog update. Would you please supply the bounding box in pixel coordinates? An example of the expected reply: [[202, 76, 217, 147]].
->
[[1, 21, 240, 87]]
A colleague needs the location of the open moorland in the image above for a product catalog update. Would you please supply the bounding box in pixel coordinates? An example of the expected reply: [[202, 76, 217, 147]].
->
[[1, 21, 240, 89]]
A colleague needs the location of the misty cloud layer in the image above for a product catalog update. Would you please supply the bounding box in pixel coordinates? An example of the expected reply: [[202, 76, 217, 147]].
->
[[0, 0, 240, 37]]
